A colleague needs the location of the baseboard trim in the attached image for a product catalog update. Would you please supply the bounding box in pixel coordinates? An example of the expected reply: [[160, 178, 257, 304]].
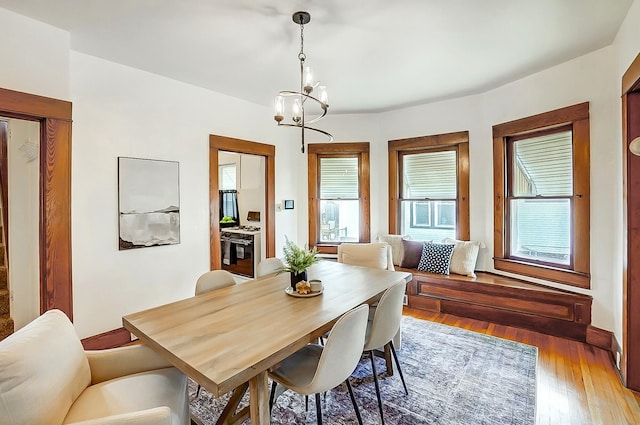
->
[[586, 325, 613, 351], [81, 327, 132, 350]]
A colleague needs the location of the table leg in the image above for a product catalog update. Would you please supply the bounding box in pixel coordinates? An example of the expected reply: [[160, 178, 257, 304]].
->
[[249, 371, 271, 425], [215, 382, 249, 425]]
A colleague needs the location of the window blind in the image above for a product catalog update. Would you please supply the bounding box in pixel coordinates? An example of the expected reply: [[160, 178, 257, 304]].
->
[[320, 157, 359, 199], [512, 130, 573, 197], [402, 150, 457, 199]]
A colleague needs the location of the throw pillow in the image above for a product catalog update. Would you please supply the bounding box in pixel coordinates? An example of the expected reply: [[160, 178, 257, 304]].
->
[[442, 238, 483, 277], [377, 234, 410, 266], [417, 242, 455, 275], [400, 239, 428, 268]]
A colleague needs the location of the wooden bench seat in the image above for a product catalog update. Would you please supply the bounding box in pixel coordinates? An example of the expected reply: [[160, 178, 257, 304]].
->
[[397, 267, 593, 341]]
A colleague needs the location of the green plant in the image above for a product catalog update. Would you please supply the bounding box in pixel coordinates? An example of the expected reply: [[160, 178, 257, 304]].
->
[[278, 236, 320, 274]]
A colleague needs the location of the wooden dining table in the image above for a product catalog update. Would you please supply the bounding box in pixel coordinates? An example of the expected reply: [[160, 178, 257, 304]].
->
[[123, 260, 412, 425]]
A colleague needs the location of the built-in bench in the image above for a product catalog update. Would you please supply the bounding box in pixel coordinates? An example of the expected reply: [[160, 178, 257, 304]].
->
[[397, 267, 593, 342]]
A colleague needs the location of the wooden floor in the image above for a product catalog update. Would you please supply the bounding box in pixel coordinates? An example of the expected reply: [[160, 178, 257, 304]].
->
[[403, 307, 640, 425]]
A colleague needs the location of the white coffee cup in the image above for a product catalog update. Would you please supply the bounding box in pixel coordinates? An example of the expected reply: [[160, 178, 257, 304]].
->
[[309, 279, 323, 292]]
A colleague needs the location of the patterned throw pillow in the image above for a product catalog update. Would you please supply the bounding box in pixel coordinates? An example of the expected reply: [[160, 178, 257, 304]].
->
[[417, 242, 455, 275]]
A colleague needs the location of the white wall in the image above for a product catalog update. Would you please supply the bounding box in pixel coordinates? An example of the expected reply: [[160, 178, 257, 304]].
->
[[69, 52, 299, 337], [6, 118, 40, 330], [0, 7, 69, 100]]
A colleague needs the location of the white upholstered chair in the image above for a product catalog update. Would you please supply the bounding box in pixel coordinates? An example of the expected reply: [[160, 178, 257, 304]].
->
[[337, 242, 395, 271], [362, 279, 409, 425], [268, 304, 369, 425], [0, 309, 189, 425], [256, 257, 284, 277], [195, 269, 236, 295]]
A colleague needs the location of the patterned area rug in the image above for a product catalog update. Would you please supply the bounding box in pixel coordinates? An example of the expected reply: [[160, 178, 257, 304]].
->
[[189, 316, 537, 425]]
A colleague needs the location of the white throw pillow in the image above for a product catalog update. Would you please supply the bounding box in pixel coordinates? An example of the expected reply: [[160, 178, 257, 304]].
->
[[377, 234, 410, 266], [441, 238, 483, 277]]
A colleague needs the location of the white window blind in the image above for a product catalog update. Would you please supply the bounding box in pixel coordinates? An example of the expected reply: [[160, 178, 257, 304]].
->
[[320, 157, 359, 199], [402, 150, 457, 199], [219, 164, 237, 190], [512, 130, 573, 197]]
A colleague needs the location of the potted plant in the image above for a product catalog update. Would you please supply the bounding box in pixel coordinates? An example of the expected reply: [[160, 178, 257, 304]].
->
[[278, 236, 321, 289]]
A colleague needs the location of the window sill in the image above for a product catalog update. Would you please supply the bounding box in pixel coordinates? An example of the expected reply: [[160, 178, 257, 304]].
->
[[493, 257, 590, 289]]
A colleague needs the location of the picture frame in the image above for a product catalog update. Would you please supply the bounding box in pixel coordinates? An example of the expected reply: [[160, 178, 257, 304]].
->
[[118, 157, 180, 250]]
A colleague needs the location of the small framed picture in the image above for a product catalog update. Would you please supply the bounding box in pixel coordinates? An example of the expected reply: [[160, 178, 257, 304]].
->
[[284, 200, 294, 210]]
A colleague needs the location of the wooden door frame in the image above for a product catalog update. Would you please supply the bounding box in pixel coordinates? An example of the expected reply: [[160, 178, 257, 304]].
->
[[209, 135, 275, 270], [623, 52, 640, 391], [0, 87, 72, 320]]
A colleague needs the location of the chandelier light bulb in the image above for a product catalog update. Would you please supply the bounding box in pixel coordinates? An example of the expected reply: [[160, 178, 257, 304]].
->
[[292, 98, 302, 122], [274, 95, 285, 122], [318, 86, 328, 105], [303, 66, 314, 94]]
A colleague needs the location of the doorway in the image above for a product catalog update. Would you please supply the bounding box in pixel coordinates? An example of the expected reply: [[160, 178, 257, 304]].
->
[[0, 87, 72, 325], [209, 134, 275, 270], [0, 117, 40, 330], [623, 52, 640, 391]]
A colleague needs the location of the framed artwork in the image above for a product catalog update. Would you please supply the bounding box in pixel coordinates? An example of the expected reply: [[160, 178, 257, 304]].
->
[[118, 157, 180, 250]]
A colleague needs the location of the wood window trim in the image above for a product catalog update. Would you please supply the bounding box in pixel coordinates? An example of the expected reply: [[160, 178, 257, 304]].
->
[[492, 102, 590, 288], [209, 135, 276, 270], [308, 142, 370, 254], [388, 131, 470, 240]]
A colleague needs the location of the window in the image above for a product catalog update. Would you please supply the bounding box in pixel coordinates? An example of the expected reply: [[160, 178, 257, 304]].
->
[[493, 103, 590, 288], [389, 132, 470, 242], [308, 143, 370, 252], [219, 163, 237, 190]]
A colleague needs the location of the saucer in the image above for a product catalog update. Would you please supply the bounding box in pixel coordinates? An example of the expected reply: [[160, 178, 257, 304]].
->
[[285, 286, 324, 298]]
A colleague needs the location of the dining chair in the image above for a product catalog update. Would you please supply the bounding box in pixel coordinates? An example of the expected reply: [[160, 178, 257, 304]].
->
[[337, 242, 395, 271], [337, 242, 402, 351], [362, 279, 409, 425], [195, 269, 236, 295], [268, 304, 369, 425], [256, 257, 284, 277], [194, 269, 237, 398]]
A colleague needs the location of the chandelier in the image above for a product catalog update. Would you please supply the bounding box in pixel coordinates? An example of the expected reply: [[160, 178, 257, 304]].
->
[[274, 11, 333, 153]]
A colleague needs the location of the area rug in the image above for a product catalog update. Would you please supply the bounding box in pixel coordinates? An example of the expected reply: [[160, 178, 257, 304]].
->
[[189, 316, 537, 425]]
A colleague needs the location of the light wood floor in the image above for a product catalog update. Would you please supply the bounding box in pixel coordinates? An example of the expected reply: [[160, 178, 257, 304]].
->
[[403, 307, 640, 425]]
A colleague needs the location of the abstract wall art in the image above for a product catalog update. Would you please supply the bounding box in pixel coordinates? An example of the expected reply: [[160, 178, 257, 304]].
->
[[118, 157, 180, 250]]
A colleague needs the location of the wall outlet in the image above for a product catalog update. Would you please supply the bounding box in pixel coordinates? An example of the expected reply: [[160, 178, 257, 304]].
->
[[616, 351, 621, 370]]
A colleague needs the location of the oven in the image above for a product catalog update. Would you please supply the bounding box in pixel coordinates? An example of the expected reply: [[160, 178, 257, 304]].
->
[[220, 229, 261, 278]]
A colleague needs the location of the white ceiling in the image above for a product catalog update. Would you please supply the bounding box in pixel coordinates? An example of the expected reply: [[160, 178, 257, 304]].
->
[[0, 0, 633, 113]]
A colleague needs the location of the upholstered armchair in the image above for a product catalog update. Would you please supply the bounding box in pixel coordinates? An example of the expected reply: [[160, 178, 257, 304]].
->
[[0, 309, 189, 425]]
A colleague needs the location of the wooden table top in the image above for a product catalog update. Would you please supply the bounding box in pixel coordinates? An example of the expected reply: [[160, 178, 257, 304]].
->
[[123, 260, 412, 396]]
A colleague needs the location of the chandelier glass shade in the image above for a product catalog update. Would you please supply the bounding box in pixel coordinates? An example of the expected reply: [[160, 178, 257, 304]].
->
[[274, 11, 333, 153]]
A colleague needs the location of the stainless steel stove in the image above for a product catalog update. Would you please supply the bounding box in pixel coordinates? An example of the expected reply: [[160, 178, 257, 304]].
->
[[220, 226, 261, 278]]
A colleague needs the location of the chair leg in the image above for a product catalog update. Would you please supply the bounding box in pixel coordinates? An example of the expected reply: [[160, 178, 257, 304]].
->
[[306, 394, 309, 411], [269, 381, 277, 412], [389, 340, 409, 395], [345, 378, 363, 425], [370, 350, 386, 425], [315, 393, 323, 425], [195, 384, 201, 399]]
